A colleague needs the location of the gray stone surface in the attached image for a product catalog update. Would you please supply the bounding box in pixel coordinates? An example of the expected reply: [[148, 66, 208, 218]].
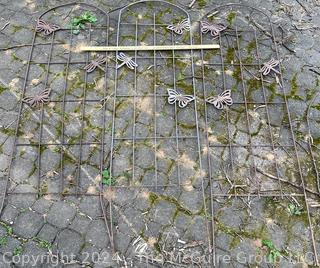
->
[[46, 201, 76, 229], [55, 229, 84, 257], [13, 211, 44, 238], [0, 0, 319, 267]]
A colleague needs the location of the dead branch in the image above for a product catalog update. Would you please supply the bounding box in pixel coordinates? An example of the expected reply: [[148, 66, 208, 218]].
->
[[256, 168, 320, 197]]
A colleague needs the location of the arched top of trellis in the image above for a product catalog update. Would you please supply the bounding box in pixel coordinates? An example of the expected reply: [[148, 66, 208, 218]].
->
[[205, 3, 271, 20], [39, 2, 109, 19], [114, 0, 191, 25], [36, 2, 109, 31], [117, 0, 190, 15], [202, 3, 274, 34]]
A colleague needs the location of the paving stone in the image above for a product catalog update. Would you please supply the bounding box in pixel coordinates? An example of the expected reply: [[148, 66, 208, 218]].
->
[[32, 198, 52, 214], [11, 158, 36, 184], [37, 224, 58, 243], [8, 184, 37, 209], [0, 253, 11, 268], [179, 189, 202, 213], [152, 200, 175, 225], [13, 211, 44, 238], [46, 201, 76, 228], [55, 229, 84, 257], [13, 241, 47, 268], [69, 215, 91, 234], [0, 155, 9, 171], [79, 244, 101, 264], [79, 196, 101, 218], [0, 91, 17, 111], [135, 146, 154, 169], [85, 220, 109, 249], [0, 236, 21, 257], [0, 205, 18, 224]]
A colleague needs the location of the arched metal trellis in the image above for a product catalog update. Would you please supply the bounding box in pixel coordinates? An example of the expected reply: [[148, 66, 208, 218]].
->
[[0, 1, 319, 267]]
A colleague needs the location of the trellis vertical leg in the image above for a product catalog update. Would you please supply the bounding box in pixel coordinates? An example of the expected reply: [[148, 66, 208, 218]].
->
[[218, 32, 234, 172], [234, 26, 258, 195], [77, 24, 93, 195], [37, 32, 55, 196], [186, 13, 213, 259], [98, 15, 115, 255], [170, 32, 181, 186], [254, 29, 283, 197], [131, 20, 138, 186], [306, 93, 320, 194], [60, 31, 73, 196], [199, 26, 216, 259], [153, 13, 158, 191]]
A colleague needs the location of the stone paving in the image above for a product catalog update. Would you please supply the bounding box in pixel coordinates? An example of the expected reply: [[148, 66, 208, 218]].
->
[[0, 0, 319, 267]]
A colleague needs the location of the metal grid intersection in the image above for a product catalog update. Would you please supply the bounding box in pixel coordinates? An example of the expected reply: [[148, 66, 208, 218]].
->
[[1, 1, 319, 266]]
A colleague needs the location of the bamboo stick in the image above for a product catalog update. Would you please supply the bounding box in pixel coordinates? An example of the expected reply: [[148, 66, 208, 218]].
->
[[80, 44, 220, 52]]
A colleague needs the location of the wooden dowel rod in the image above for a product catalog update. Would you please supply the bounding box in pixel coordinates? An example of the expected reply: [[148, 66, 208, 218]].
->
[[80, 44, 220, 52]]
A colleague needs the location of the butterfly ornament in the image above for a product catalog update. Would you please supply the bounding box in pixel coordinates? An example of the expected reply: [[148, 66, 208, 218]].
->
[[23, 88, 52, 108], [259, 58, 280, 76], [36, 19, 60, 36], [167, 18, 190, 35], [206, 90, 233, 110], [84, 56, 107, 73], [116, 52, 138, 69], [167, 89, 195, 108], [200, 21, 227, 37]]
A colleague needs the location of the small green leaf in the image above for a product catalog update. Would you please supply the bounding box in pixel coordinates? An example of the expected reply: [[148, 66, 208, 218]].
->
[[262, 239, 281, 263], [102, 169, 110, 179], [13, 246, 23, 256], [0, 237, 8, 247], [69, 11, 97, 34], [102, 169, 114, 186], [287, 203, 303, 216], [262, 239, 274, 249]]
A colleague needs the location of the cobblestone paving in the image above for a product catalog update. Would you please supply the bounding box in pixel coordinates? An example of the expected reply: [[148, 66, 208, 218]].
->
[[0, 0, 319, 267]]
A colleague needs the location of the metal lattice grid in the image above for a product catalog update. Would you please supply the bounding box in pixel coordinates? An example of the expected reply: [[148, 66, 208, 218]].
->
[[0, 1, 319, 266]]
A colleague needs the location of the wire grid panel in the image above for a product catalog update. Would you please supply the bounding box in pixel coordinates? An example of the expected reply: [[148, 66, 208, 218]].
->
[[107, 1, 213, 263], [3, 4, 112, 199], [197, 4, 319, 266], [0, 1, 319, 267]]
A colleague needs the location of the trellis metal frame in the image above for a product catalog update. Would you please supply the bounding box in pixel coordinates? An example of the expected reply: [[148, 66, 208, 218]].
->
[[0, 1, 318, 266]]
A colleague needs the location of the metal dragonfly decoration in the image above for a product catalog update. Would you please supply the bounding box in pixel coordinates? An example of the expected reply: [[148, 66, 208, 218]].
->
[[83, 56, 107, 73], [116, 52, 138, 69]]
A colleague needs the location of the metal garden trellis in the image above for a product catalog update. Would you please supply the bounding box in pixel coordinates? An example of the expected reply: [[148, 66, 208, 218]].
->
[[0, 1, 319, 266]]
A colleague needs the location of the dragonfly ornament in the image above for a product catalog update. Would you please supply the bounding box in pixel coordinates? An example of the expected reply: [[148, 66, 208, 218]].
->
[[23, 88, 52, 108], [259, 58, 280, 76], [83, 56, 107, 73], [200, 21, 227, 37], [167, 89, 195, 108], [36, 19, 60, 36], [206, 90, 233, 110], [116, 52, 138, 69], [167, 18, 190, 35]]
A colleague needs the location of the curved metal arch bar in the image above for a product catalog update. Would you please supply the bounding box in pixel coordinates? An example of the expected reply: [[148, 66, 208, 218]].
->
[[38, 2, 110, 19], [117, 0, 190, 17], [204, 3, 272, 23]]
